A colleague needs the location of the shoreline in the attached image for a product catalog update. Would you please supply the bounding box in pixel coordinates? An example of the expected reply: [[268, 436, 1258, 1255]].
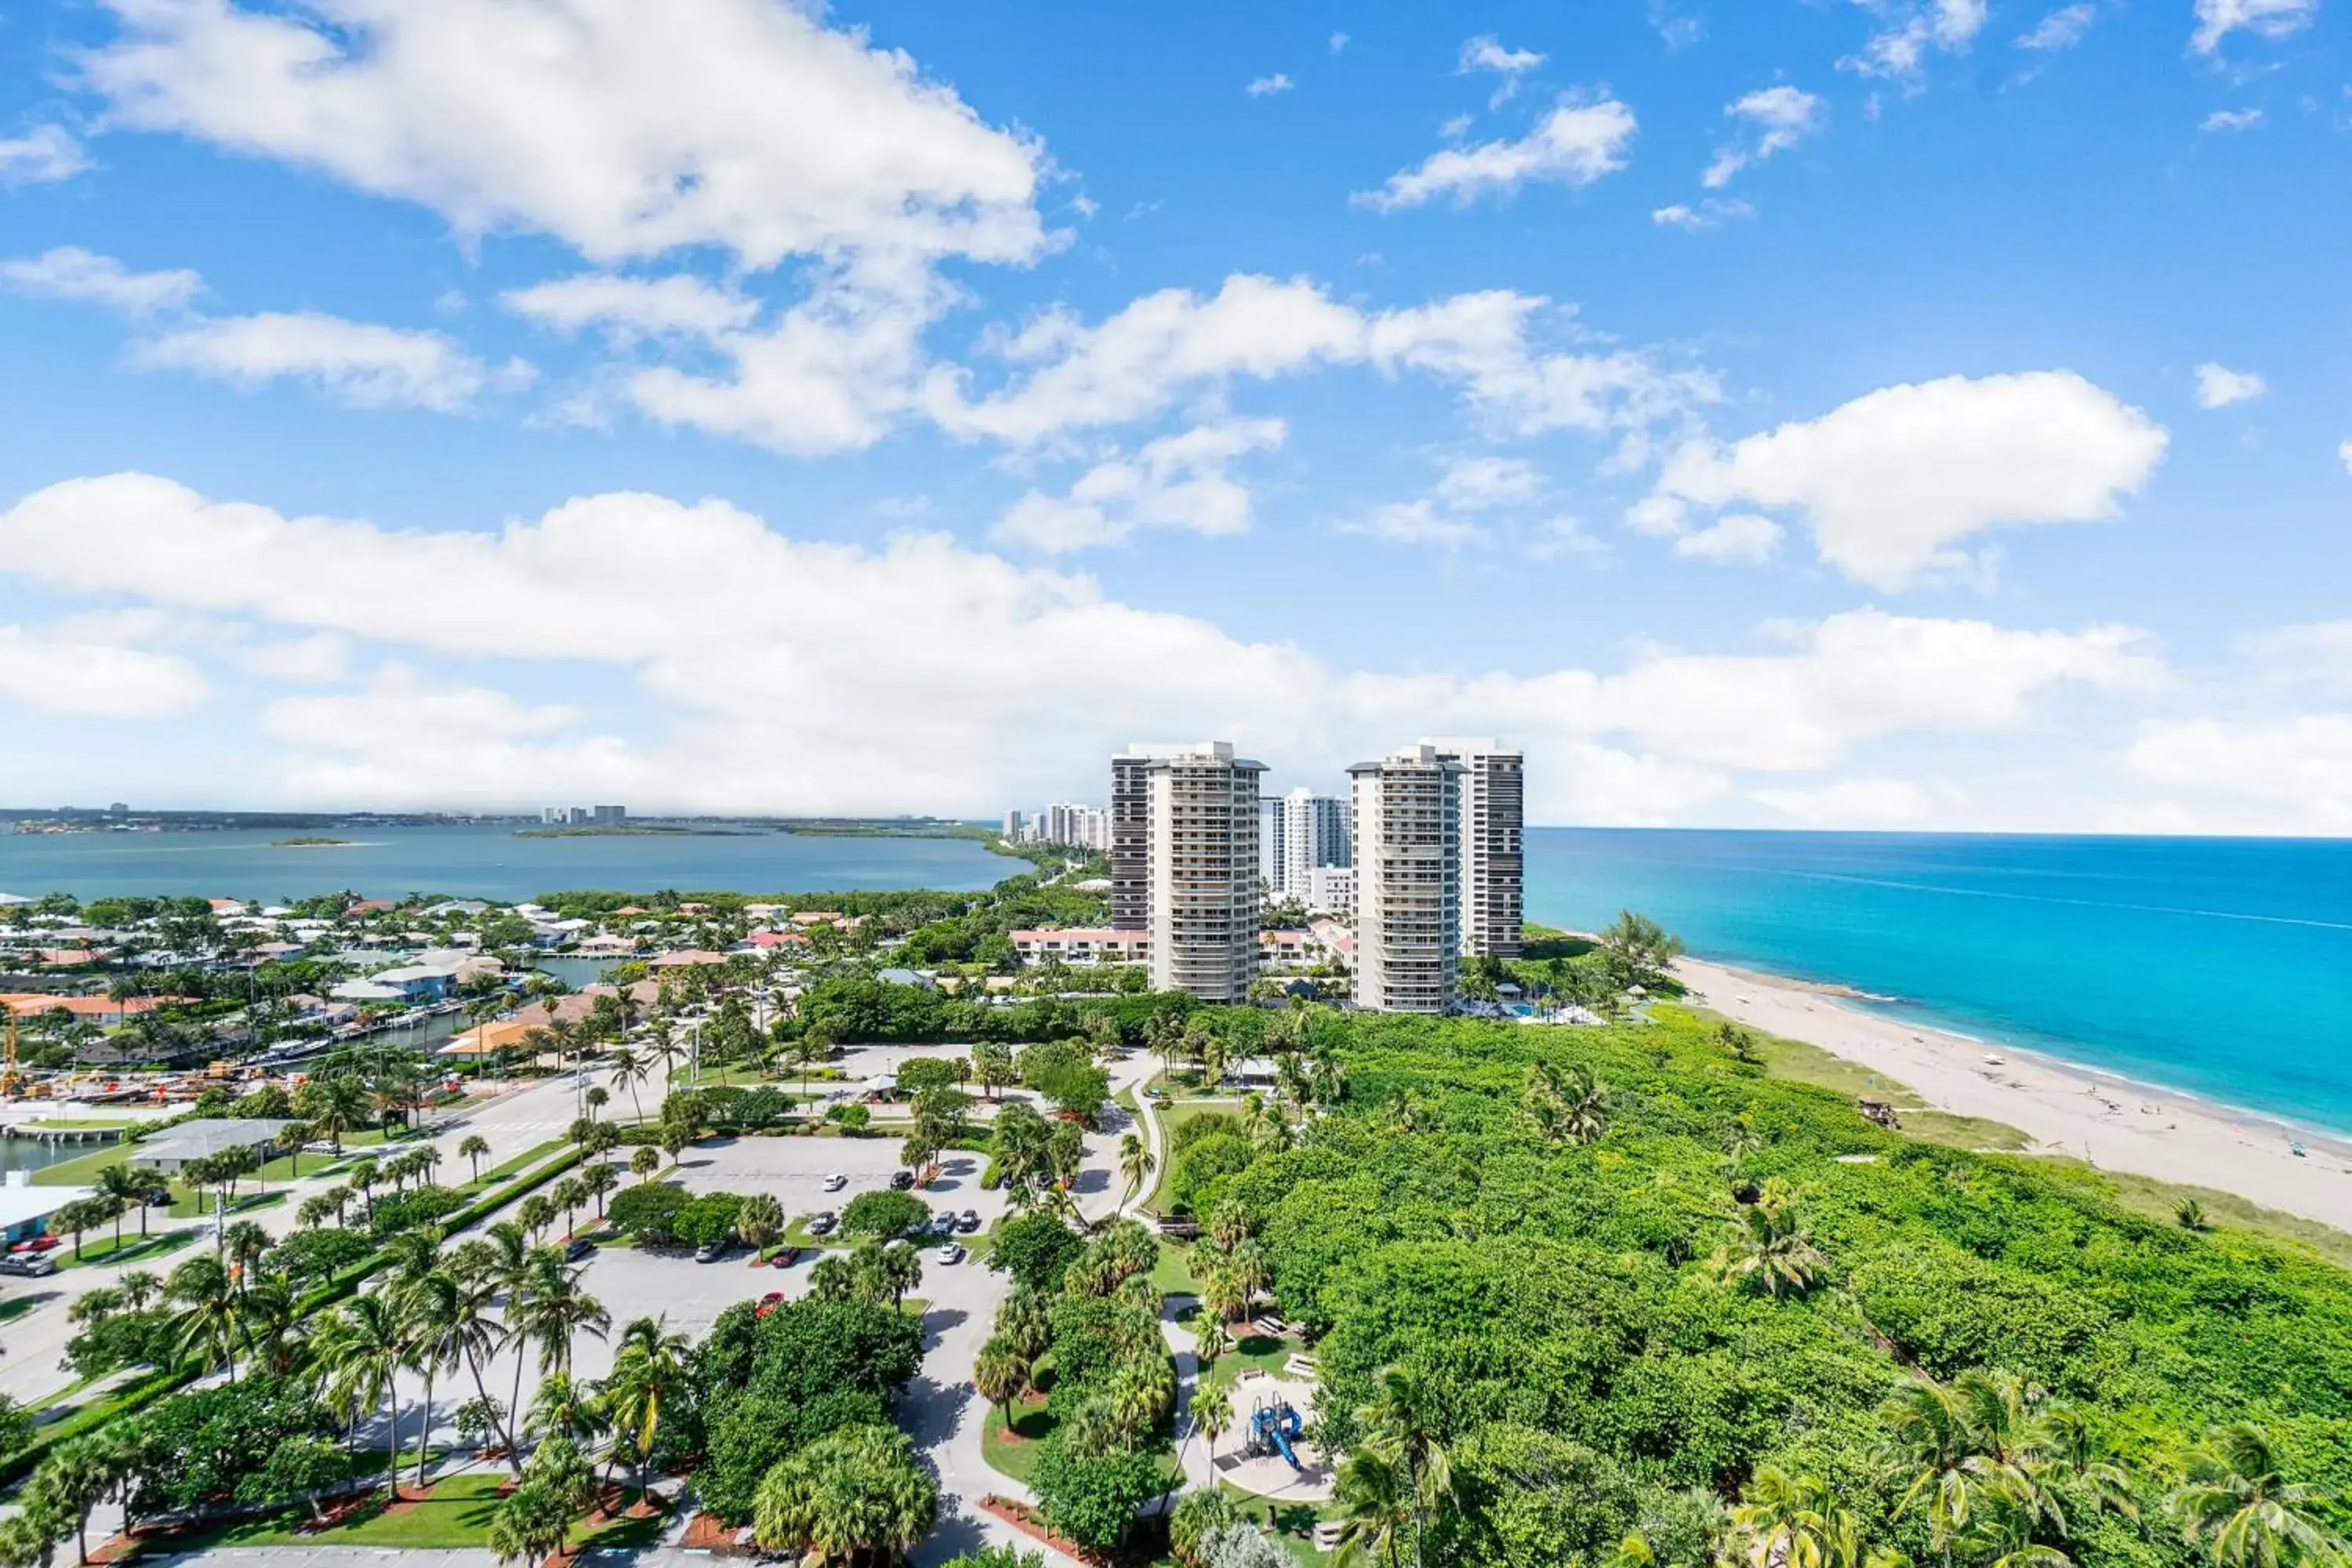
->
[[1675, 953, 2352, 1232]]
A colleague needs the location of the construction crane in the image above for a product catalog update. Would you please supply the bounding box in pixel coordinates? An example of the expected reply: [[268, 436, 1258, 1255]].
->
[[0, 1009, 22, 1098]]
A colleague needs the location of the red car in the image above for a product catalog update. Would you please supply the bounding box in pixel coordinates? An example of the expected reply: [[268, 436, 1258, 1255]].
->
[[768, 1247, 800, 1267], [754, 1291, 787, 1318]]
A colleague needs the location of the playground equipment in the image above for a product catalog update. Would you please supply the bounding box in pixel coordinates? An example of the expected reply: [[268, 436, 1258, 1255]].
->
[[1244, 1395, 1305, 1470]]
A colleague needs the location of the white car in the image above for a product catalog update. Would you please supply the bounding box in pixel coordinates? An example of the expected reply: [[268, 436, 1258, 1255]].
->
[[822, 1173, 848, 1192], [937, 1243, 966, 1265]]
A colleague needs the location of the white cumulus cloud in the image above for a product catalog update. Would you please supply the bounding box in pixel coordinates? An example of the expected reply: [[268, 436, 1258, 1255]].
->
[[927, 274, 1715, 450], [2194, 362, 2266, 408], [1247, 74, 1294, 97], [1435, 456, 1544, 510], [0, 624, 210, 717], [502, 273, 760, 343], [1652, 199, 1755, 231], [1845, 0, 1991, 78], [993, 419, 1285, 553], [1336, 500, 1489, 549], [1646, 371, 2168, 590], [1751, 777, 1943, 826], [1702, 86, 1824, 189], [1459, 35, 1546, 103], [0, 474, 2160, 820], [1673, 514, 1784, 564], [80, 0, 1049, 271], [2190, 0, 2318, 53], [2199, 107, 2264, 132], [2016, 4, 2098, 49], [0, 247, 203, 316], [0, 125, 92, 187], [1353, 99, 1637, 212], [2124, 714, 2352, 834], [132, 312, 530, 412]]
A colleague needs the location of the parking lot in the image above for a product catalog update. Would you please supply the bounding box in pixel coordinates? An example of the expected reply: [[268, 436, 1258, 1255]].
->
[[551, 1128, 1009, 1382]]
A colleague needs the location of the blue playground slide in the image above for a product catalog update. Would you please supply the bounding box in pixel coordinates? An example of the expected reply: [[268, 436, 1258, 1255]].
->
[[1252, 1399, 1305, 1469]]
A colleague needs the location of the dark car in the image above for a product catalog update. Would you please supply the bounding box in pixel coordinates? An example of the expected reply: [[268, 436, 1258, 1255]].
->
[[956, 1209, 981, 1233], [930, 1210, 957, 1235], [889, 1170, 915, 1191], [564, 1236, 596, 1263], [807, 1211, 838, 1236]]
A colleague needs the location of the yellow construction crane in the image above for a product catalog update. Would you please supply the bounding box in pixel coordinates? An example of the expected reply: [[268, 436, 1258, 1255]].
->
[[0, 1009, 21, 1098]]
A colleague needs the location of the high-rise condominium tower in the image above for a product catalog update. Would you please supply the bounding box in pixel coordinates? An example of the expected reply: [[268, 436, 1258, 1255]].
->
[[1283, 789, 1351, 898], [1421, 737, 1524, 959], [1134, 742, 1265, 1000], [1349, 745, 1462, 1013]]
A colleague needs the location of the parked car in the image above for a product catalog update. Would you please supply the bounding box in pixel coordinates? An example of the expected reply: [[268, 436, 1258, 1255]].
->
[[822, 1173, 847, 1192], [755, 1290, 786, 1317], [694, 1240, 731, 1264], [564, 1236, 596, 1262], [0, 1254, 56, 1278], [956, 1210, 981, 1233], [937, 1243, 966, 1265], [889, 1170, 915, 1191], [808, 1211, 838, 1236], [930, 1211, 958, 1236], [769, 1247, 801, 1268]]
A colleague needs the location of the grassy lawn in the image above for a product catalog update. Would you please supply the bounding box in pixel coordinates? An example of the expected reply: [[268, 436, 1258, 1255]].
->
[[167, 1188, 285, 1220], [207, 1470, 510, 1548], [31, 1143, 145, 1188], [1149, 1240, 1200, 1297], [982, 1399, 1054, 1484], [61, 1225, 198, 1271], [461, 1138, 571, 1192]]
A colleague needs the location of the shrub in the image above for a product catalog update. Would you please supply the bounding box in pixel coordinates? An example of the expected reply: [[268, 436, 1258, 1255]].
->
[[840, 1189, 931, 1240], [673, 1192, 746, 1247], [607, 1181, 689, 1243]]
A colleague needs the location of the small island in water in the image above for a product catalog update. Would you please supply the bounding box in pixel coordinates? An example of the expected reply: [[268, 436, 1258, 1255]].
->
[[272, 836, 354, 848]]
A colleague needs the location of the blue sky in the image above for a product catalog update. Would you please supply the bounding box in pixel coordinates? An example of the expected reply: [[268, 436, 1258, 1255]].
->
[[0, 0, 2345, 831]]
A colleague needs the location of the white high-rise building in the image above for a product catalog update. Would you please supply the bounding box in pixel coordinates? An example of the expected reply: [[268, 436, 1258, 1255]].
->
[[1421, 738, 1525, 959], [1349, 745, 1461, 1013], [1304, 864, 1355, 914], [1001, 809, 1024, 838], [1283, 789, 1351, 898], [1258, 798, 1286, 895], [1131, 742, 1265, 1000]]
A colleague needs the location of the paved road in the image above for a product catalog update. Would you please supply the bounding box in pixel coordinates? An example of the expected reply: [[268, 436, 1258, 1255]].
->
[[0, 1066, 609, 1413], [21, 1042, 1171, 1568]]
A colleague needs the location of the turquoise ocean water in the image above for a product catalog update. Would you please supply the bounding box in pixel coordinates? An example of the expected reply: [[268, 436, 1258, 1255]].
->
[[0, 824, 1012, 905], [1524, 829, 2352, 1135]]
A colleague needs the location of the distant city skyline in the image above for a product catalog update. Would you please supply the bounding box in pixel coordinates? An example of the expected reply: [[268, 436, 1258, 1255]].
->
[[0, 2, 2344, 833]]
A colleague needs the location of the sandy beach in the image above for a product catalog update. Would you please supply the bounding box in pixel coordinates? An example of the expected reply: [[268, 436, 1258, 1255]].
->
[[1677, 955, 2352, 1234]]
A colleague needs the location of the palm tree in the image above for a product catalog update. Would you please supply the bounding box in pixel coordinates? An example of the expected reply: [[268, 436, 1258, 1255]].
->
[[1194, 1384, 1234, 1470], [973, 1338, 1031, 1424], [1195, 1317, 1231, 1368], [166, 1254, 241, 1383], [1716, 1181, 1828, 1300], [580, 1160, 620, 1219], [458, 1134, 491, 1185], [1118, 1132, 1157, 1204], [751, 1422, 938, 1566], [2169, 1424, 2348, 1568], [398, 1271, 465, 1492], [445, 1272, 524, 1476], [515, 1250, 610, 1381], [95, 1163, 147, 1249], [239, 1279, 307, 1377], [486, 1479, 575, 1567], [1359, 1364, 1454, 1568], [317, 1294, 407, 1501], [1733, 1468, 1857, 1568], [1330, 1448, 1414, 1568], [601, 1316, 688, 1504], [296, 1074, 370, 1155], [607, 1044, 648, 1123]]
